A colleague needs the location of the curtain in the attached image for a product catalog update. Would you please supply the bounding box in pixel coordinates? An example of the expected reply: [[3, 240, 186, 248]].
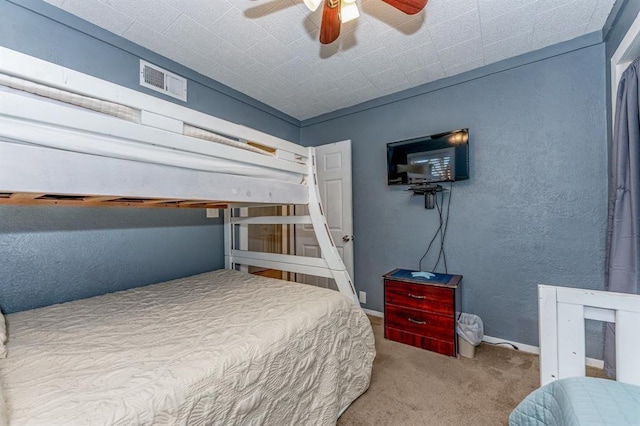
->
[[605, 57, 640, 377]]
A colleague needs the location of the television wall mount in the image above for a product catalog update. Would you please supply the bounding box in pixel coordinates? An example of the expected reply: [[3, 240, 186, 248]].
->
[[408, 184, 447, 209]]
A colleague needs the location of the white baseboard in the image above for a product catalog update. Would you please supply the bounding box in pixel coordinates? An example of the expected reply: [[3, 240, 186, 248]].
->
[[483, 335, 540, 354], [362, 308, 383, 318], [363, 310, 605, 370], [587, 358, 605, 369], [483, 335, 604, 369]]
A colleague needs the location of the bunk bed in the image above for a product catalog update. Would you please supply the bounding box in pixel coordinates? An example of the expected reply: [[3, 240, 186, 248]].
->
[[509, 285, 640, 425], [0, 47, 375, 425]]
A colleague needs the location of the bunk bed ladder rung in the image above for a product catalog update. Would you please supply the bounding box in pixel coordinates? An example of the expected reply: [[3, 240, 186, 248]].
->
[[230, 250, 330, 269], [231, 252, 335, 278], [230, 215, 312, 225]]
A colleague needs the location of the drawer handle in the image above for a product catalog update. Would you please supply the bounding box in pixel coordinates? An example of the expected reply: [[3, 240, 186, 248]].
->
[[407, 293, 427, 300], [408, 318, 427, 325]]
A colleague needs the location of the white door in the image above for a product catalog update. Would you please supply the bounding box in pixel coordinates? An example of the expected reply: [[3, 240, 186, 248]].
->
[[295, 140, 354, 289]]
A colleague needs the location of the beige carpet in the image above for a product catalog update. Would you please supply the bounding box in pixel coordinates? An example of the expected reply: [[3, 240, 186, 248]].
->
[[338, 317, 542, 426]]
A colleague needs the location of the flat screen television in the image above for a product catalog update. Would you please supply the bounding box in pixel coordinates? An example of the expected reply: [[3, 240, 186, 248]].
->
[[387, 128, 469, 185]]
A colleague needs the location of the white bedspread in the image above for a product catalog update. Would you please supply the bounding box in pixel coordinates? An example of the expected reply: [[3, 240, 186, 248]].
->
[[1, 270, 375, 425]]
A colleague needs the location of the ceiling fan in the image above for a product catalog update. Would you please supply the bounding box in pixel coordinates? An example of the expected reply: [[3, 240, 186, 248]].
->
[[303, 0, 428, 44]]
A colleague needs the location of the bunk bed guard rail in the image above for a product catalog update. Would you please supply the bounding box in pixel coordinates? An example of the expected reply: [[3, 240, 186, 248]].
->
[[538, 284, 640, 386]]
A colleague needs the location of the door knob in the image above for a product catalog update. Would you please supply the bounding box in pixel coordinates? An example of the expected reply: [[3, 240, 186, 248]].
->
[[342, 235, 353, 242]]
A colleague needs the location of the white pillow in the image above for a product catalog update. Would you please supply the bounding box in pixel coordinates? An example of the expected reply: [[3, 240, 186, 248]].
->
[[0, 313, 6, 358]]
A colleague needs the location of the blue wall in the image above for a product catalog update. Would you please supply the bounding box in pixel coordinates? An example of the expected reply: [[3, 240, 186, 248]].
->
[[0, 207, 223, 313], [0, 0, 300, 313], [0, 0, 622, 357], [300, 41, 609, 351]]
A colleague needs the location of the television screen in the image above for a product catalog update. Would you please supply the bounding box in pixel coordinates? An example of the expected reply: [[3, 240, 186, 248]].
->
[[387, 129, 469, 185]]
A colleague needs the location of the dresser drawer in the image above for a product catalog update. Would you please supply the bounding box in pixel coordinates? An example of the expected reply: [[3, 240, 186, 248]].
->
[[385, 305, 454, 341], [385, 279, 454, 316], [385, 328, 455, 356]]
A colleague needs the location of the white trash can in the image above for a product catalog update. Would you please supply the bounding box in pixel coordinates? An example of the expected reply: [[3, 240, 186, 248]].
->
[[457, 335, 477, 358], [456, 313, 484, 358]]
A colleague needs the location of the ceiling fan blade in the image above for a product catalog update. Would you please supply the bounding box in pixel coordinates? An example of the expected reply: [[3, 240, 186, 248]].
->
[[319, 0, 341, 45], [382, 0, 428, 15]]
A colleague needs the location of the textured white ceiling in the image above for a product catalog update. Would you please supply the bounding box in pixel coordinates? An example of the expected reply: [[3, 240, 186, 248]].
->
[[43, 0, 616, 121]]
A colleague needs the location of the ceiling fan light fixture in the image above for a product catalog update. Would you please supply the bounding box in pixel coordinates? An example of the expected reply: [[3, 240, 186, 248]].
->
[[318, 0, 428, 44], [303, 0, 323, 12], [341, 1, 360, 23]]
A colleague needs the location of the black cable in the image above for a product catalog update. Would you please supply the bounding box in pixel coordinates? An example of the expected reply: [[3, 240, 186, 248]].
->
[[432, 191, 445, 271], [438, 182, 453, 273], [418, 182, 454, 273], [484, 341, 519, 350], [442, 199, 448, 272], [418, 199, 443, 271], [433, 183, 453, 273], [418, 222, 442, 271]]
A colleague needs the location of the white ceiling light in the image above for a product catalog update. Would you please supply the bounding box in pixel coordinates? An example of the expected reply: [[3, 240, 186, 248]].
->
[[341, 0, 360, 24]]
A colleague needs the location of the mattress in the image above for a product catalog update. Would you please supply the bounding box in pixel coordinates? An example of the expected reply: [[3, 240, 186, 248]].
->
[[509, 377, 640, 426], [0, 270, 375, 425], [0, 84, 305, 184]]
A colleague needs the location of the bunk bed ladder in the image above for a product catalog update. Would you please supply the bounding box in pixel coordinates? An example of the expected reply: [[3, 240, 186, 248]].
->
[[224, 148, 359, 305], [306, 150, 358, 303]]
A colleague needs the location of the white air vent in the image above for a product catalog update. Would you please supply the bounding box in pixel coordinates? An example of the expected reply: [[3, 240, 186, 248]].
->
[[139, 60, 187, 102]]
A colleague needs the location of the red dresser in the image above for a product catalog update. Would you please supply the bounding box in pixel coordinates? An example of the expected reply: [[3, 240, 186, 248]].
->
[[383, 269, 462, 357]]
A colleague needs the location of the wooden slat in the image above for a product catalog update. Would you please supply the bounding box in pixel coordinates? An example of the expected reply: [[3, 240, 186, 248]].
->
[[9, 192, 45, 200], [230, 215, 312, 225], [227, 203, 290, 208], [175, 200, 212, 206], [247, 140, 276, 154], [83, 196, 121, 202], [141, 199, 186, 204]]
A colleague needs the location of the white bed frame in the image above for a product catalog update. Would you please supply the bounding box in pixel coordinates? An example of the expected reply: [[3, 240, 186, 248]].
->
[[538, 285, 640, 386], [0, 47, 358, 304]]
